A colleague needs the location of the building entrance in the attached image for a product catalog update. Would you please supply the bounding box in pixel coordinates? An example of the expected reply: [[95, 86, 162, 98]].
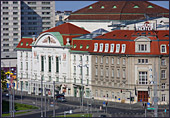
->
[[138, 91, 148, 102]]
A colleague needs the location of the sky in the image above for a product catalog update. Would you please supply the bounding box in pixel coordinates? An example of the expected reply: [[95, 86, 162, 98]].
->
[[55, 1, 169, 12]]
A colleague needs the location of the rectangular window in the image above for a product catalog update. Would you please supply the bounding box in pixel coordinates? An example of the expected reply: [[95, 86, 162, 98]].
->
[[49, 56, 51, 72], [106, 57, 108, 64], [145, 59, 148, 63], [74, 55, 76, 61], [111, 57, 114, 64], [161, 70, 166, 79], [42, 2, 50, 5], [161, 45, 166, 53], [121, 44, 126, 53], [123, 69, 126, 78], [56, 57, 59, 73], [138, 44, 147, 52], [161, 59, 166, 66], [117, 57, 120, 64], [99, 43, 103, 52], [74, 78, 76, 83], [110, 44, 114, 53], [139, 72, 148, 84], [86, 56, 89, 61], [41, 56, 44, 72], [123, 58, 126, 65], [104, 43, 109, 52], [162, 83, 165, 89], [74, 66, 76, 75], [80, 56, 82, 61], [56, 77, 59, 82], [87, 67, 89, 76], [162, 94, 165, 101], [21, 62, 23, 70], [49, 76, 52, 82], [101, 57, 103, 64], [112, 92, 114, 98], [106, 68, 109, 77], [95, 90, 98, 97], [94, 43, 98, 52], [41, 75, 44, 81], [115, 44, 120, 53], [95, 56, 98, 63], [101, 68, 103, 76], [112, 69, 114, 77], [42, 7, 50, 10], [117, 69, 120, 78], [80, 66, 82, 75], [26, 62, 28, 70], [95, 67, 98, 76], [87, 79, 89, 85]]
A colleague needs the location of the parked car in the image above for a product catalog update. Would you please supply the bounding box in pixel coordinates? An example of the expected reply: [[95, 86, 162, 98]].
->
[[55, 94, 66, 102], [99, 114, 107, 117]]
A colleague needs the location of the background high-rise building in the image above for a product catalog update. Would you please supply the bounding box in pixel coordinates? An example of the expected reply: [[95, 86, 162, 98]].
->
[[1, 1, 55, 70]]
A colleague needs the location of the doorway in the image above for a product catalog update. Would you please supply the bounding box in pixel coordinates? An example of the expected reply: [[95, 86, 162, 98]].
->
[[138, 91, 148, 102]]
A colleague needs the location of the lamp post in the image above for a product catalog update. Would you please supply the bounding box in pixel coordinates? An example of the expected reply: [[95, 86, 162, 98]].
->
[[53, 81, 55, 117], [41, 76, 43, 117]]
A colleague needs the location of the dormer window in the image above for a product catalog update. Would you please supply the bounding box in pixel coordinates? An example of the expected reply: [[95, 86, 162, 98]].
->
[[99, 43, 103, 52], [147, 5, 153, 8], [74, 44, 77, 48], [133, 5, 139, 8], [115, 44, 120, 53], [113, 5, 117, 8], [89, 6, 93, 9], [110, 44, 114, 53], [164, 34, 169, 37], [104, 43, 109, 52], [135, 37, 151, 53], [94, 43, 98, 52], [161, 44, 166, 53], [101, 6, 105, 9], [138, 44, 147, 52], [80, 45, 83, 49], [86, 45, 89, 49], [26, 42, 29, 46], [21, 42, 23, 46], [121, 44, 126, 53]]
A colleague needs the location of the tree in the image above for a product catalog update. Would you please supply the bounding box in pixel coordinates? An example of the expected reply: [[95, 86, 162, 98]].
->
[[1, 70, 7, 90]]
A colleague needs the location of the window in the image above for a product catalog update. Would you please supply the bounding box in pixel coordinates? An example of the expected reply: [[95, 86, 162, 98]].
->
[[101, 6, 105, 9], [87, 67, 89, 76], [117, 69, 120, 78], [3, 1, 8, 4], [26, 62, 28, 70], [80, 66, 82, 75], [148, 5, 153, 8], [73, 55, 76, 61], [13, 23, 18, 25], [101, 68, 103, 76], [95, 56, 98, 63], [74, 44, 76, 48], [113, 5, 117, 8], [21, 52, 22, 57], [121, 44, 126, 53], [42, 2, 50, 5], [145, 59, 148, 63], [56, 57, 59, 73], [86, 45, 89, 49], [42, 7, 50, 10], [3, 7, 8, 9], [13, 12, 18, 15], [13, 1, 18, 4], [139, 72, 148, 84], [3, 17, 8, 20], [21, 62, 23, 70], [41, 56, 44, 72], [28, 2, 36, 5], [89, 6, 93, 9], [80, 45, 83, 49], [3, 44, 9, 47], [49, 76, 52, 82], [41, 75, 44, 81], [95, 67, 98, 76], [117, 57, 120, 64], [87, 79, 89, 85], [138, 59, 148, 64], [162, 83, 165, 89], [106, 68, 109, 77], [3, 49, 9, 52], [13, 33, 18, 36], [74, 78, 76, 83], [111, 57, 114, 64], [99, 43, 103, 52], [161, 70, 165, 79], [123, 58, 126, 65], [134, 5, 139, 8], [161, 59, 166, 66], [115, 44, 120, 53], [162, 94, 165, 101], [3, 12, 8, 15], [110, 44, 114, 52], [3, 39, 9, 41], [104, 43, 109, 52], [56, 77, 59, 82], [101, 57, 103, 64], [112, 69, 114, 78], [106, 57, 108, 64], [80, 56, 82, 61], [13, 7, 18, 10], [138, 44, 147, 52], [86, 56, 89, 61], [123, 69, 126, 78], [49, 56, 51, 72], [100, 90, 103, 97], [3, 33, 9, 36], [13, 28, 18, 31], [74, 66, 76, 75], [95, 90, 98, 97], [161, 45, 166, 53]]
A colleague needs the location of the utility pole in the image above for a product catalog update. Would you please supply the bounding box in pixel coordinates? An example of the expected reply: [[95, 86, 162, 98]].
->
[[53, 81, 55, 117], [153, 62, 158, 117], [41, 77, 43, 117], [13, 82, 15, 117]]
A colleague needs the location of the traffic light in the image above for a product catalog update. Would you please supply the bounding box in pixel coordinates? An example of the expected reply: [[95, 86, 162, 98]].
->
[[121, 89, 122, 93]]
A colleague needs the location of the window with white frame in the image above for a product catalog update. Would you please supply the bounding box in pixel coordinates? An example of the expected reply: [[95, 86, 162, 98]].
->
[[138, 59, 148, 64], [94, 43, 98, 52], [117, 57, 120, 64], [112, 69, 114, 77], [99, 43, 103, 52], [115, 44, 120, 53], [162, 83, 165, 89], [161, 59, 166, 66], [161, 70, 166, 79], [139, 72, 148, 84], [138, 44, 147, 52], [106, 68, 109, 77], [95, 90, 98, 97], [21, 62, 23, 70], [110, 44, 114, 52], [123, 69, 126, 78], [123, 58, 126, 65], [121, 44, 126, 53], [112, 57, 114, 64], [26, 62, 28, 70], [106, 57, 108, 64], [112, 92, 114, 98], [74, 66, 76, 75], [74, 55, 76, 61], [117, 69, 120, 78], [95, 67, 98, 76], [87, 67, 89, 76], [80, 66, 82, 75], [101, 68, 103, 76], [101, 57, 103, 64], [95, 56, 98, 63], [80, 56, 82, 61], [162, 94, 165, 101], [160, 45, 166, 53], [86, 56, 89, 61], [104, 43, 109, 52]]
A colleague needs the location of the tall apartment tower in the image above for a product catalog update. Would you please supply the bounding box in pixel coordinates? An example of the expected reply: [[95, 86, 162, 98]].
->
[[1, 1, 55, 70], [1, 1, 21, 69]]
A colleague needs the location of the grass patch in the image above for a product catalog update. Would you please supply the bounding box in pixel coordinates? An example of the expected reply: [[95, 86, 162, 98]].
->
[[56, 114, 92, 117], [2, 111, 31, 117], [15, 103, 38, 111]]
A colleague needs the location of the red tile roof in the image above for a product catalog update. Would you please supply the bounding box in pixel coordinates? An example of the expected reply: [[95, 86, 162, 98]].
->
[[16, 38, 33, 49], [71, 30, 169, 55], [67, 1, 169, 20], [41, 23, 90, 35]]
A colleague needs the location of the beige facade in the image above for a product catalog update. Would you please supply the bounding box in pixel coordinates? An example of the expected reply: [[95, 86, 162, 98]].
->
[[91, 55, 169, 104]]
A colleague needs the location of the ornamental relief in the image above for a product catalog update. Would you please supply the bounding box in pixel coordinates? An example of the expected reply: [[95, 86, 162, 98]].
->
[[42, 36, 56, 44]]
